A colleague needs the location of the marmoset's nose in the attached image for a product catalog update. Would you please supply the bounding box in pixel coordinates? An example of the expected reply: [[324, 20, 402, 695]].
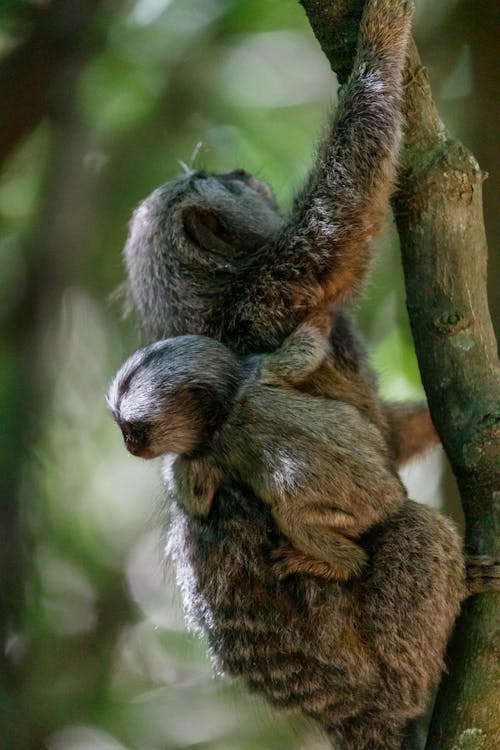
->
[[124, 432, 143, 455], [120, 421, 152, 458]]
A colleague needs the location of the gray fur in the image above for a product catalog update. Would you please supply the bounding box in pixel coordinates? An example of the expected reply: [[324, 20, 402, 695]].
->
[[109, 316, 406, 582], [119, 1, 465, 748]]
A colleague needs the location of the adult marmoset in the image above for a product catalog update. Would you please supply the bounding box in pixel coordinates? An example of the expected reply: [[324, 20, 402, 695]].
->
[[121, 0, 465, 747], [108, 315, 405, 582]]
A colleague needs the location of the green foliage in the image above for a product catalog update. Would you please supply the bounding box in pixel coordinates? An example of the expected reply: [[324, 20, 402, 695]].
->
[[0, 0, 474, 748]]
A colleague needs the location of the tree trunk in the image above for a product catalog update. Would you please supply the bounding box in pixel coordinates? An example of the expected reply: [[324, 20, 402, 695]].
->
[[299, 1, 500, 747], [0, 0, 104, 168]]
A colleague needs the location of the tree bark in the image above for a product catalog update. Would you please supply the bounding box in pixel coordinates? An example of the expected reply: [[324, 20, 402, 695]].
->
[[299, 1, 500, 747]]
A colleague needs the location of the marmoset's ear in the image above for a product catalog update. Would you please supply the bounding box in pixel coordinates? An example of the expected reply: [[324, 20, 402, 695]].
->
[[182, 207, 235, 253], [181, 384, 228, 433]]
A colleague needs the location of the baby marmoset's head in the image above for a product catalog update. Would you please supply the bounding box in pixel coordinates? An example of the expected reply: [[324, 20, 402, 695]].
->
[[107, 336, 241, 458]]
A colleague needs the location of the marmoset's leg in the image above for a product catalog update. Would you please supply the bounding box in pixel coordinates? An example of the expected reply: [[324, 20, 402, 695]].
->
[[271, 507, 368, 581]]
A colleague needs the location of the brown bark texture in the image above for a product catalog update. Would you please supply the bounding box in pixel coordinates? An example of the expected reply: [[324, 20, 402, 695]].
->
[[299, 1, 500, 748]]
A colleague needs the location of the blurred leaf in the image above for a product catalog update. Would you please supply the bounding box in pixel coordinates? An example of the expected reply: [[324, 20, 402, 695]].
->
[[0, 0, 474, 748]]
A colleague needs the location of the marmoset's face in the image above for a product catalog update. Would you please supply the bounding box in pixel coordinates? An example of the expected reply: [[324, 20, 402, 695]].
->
[[116, 405, 204, 459], [107, 340, 209, 459], [107, 336, 233, 459], [118, 418, 154, 458]]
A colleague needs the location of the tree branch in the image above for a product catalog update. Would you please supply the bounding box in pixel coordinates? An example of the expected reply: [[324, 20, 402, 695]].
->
[[299, 1, 499, 747], [393, 36, 500, 750], [0, 0, 103, 168], [0, 1, 108, 741]]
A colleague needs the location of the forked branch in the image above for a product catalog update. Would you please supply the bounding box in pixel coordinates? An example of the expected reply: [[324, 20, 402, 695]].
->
[[299, 1, 500, 747]]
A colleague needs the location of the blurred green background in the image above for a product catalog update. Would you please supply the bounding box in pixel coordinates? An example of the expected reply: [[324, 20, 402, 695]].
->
[[0, 1, 497, 748]]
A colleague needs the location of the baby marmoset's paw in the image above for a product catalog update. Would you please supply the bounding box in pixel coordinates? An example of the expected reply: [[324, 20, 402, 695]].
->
[[270, 541, 368, 582]]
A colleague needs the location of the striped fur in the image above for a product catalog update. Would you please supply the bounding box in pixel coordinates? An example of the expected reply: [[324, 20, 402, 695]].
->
[[122, 1, 465, 747]]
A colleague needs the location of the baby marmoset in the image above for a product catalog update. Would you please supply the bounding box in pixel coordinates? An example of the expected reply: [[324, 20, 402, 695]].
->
[[120, 0, 466, 748], [108, 314, 405, 582]]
